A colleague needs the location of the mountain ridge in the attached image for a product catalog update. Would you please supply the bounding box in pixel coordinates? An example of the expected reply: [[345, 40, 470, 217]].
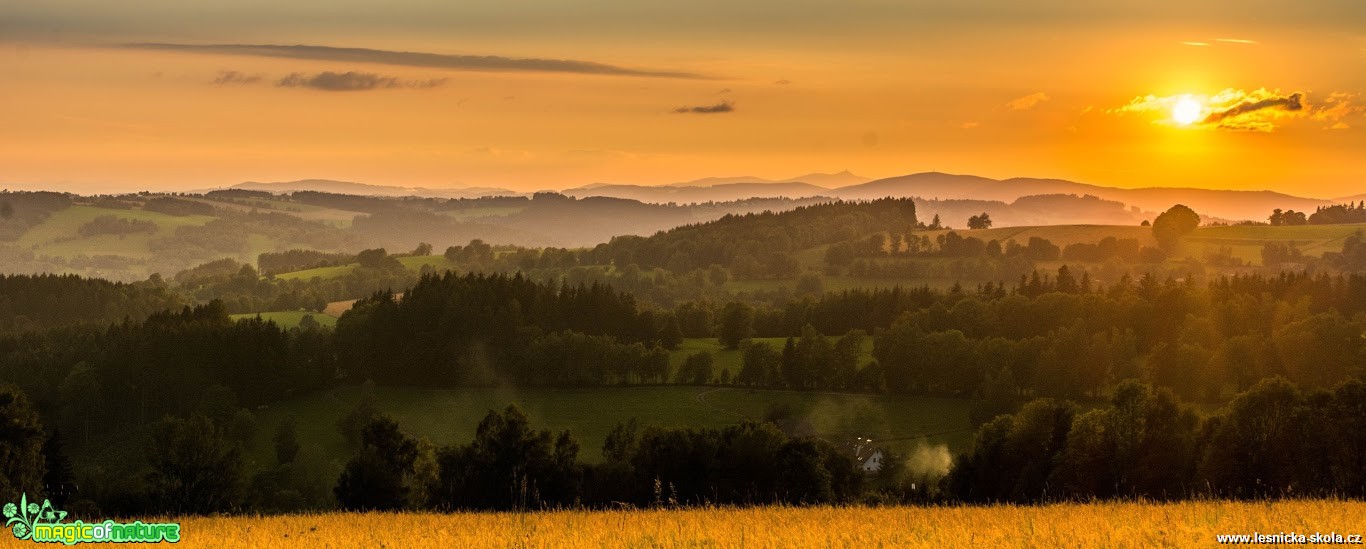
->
[[224, 172, 1343, 221]]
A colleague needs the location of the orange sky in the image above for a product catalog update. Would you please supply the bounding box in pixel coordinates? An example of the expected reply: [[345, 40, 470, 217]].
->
[[2, 1, 1364, 197]]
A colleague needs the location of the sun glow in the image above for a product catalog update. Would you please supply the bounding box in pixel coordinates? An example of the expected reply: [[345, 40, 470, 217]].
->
[[1172, 96, 1203, 126]]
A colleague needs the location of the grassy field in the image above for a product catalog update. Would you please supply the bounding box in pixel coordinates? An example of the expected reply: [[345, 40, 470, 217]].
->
[[229, 311, 338, 329], [273, 256, 457, 281], [150, 500, 1366, 548], [13, 205, 215, 259], [1184, 223, 1366, 263], [249, 385, 974, 469], [273, 264, 359, 281]]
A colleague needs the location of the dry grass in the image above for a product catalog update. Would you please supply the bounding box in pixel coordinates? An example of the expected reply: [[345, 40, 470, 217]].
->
[[152, 500, 1366, 548]]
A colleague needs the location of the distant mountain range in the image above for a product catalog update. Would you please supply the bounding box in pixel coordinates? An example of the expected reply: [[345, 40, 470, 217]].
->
[[227, 171, 1356, 222], [233, 179, 517, 199]]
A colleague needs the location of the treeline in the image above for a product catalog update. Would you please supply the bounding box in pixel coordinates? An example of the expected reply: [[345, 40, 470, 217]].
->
[[1269, 203, 1366, 226], [142, 197, 215, 217], [902, 272, 1361, 399], [176, 248, 418, 314], [334, 272, 671, 385], [339, 406, 864, 512], [585, 198, 918, 279], [823, 231, 1168, 281], [257, 250, 357, 276], [1309, 202, 1366, 224], [10, 377, 1365, 516], [0, 274, 187, 334], [948, 377, 1366, 502], [76, 215, 157, 237], [0, 302, 336, 435]]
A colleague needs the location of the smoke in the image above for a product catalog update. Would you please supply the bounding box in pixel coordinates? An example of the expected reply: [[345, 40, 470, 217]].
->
[[801, 398, 889, 437], [903, 441, 953, 480]]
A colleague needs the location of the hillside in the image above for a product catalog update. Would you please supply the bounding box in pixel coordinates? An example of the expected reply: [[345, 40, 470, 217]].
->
[[565, 171, 1333, 223], [0, 191, 831, 280]]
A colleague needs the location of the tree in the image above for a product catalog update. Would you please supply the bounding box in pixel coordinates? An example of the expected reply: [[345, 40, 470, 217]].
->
[[0, 387, 47, 504], [412, 242, 433, 256], [337, 393, 380, 450], [1152, 204, 1200, 251], [967, 212, 993, 230], [602, 419, 639, 463], [707, 264, 730, 286], [832, 330, 866, 390], [946, 398, 1076, 503], [1198, 378, 1303, 498], [717, 302, 754, 349], [676, 352, 714, 385], [658, 315, 684, 350], [335, 415, 419, 510], [431, 405, 580, 510], [795, 272, 823, 296], [41, 430, 75, 506], [58, 363, 101, 446], [739, 341, 781, 387], [146, 414, 244, 514], [273, 417, 300, 465]]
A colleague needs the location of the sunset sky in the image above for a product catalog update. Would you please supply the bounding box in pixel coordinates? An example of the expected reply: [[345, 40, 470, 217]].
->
[[2, 0, 1364, 196]]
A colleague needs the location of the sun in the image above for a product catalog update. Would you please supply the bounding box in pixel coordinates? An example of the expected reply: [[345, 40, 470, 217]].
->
[[1172, 96, 1203, 126]]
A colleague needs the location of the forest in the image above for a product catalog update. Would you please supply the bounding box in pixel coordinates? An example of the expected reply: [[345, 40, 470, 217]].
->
[[1, 196, 1365, 518], [0, 265, 1363, 515]]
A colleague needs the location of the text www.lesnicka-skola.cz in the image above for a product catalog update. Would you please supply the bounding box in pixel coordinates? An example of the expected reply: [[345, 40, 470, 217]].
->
[[1217, 532, 1363, 545]]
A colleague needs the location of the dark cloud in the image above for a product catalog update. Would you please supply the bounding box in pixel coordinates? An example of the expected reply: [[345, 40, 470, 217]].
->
[[124, 43, 704, 79], [275, 71, 445, 91], [211, 70, 262, 85], [1202, 92, 1303, 125], [674, 101, 734, 114], [774, 79, 792, 85]]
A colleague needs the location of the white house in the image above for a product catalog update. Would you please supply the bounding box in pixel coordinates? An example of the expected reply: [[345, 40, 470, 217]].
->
[[849, 437, 884, 474]]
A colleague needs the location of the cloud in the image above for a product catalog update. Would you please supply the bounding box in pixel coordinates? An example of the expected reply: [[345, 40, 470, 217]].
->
[[1109, 88, 1336, 132], [1005, 92, 1049, 110], [1311, 92, 1365, 128], [123, 43, 703, 79], [1215, 38, 1258, 44], [959, 121, 979, 129], [674, 101, 734, 114], [211, 70, 262, 85], [1182, 41, 1211, 47], [275, 71, 445, 91], [774, 79, 792, 85], [1201, 91, 1303, 127]]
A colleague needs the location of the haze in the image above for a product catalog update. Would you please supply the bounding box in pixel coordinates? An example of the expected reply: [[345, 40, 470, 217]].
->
[[2, 0, 1364, 196]]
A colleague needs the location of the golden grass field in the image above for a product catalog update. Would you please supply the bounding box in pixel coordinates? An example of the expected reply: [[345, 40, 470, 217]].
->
[[141, 500, 1366, 548]]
